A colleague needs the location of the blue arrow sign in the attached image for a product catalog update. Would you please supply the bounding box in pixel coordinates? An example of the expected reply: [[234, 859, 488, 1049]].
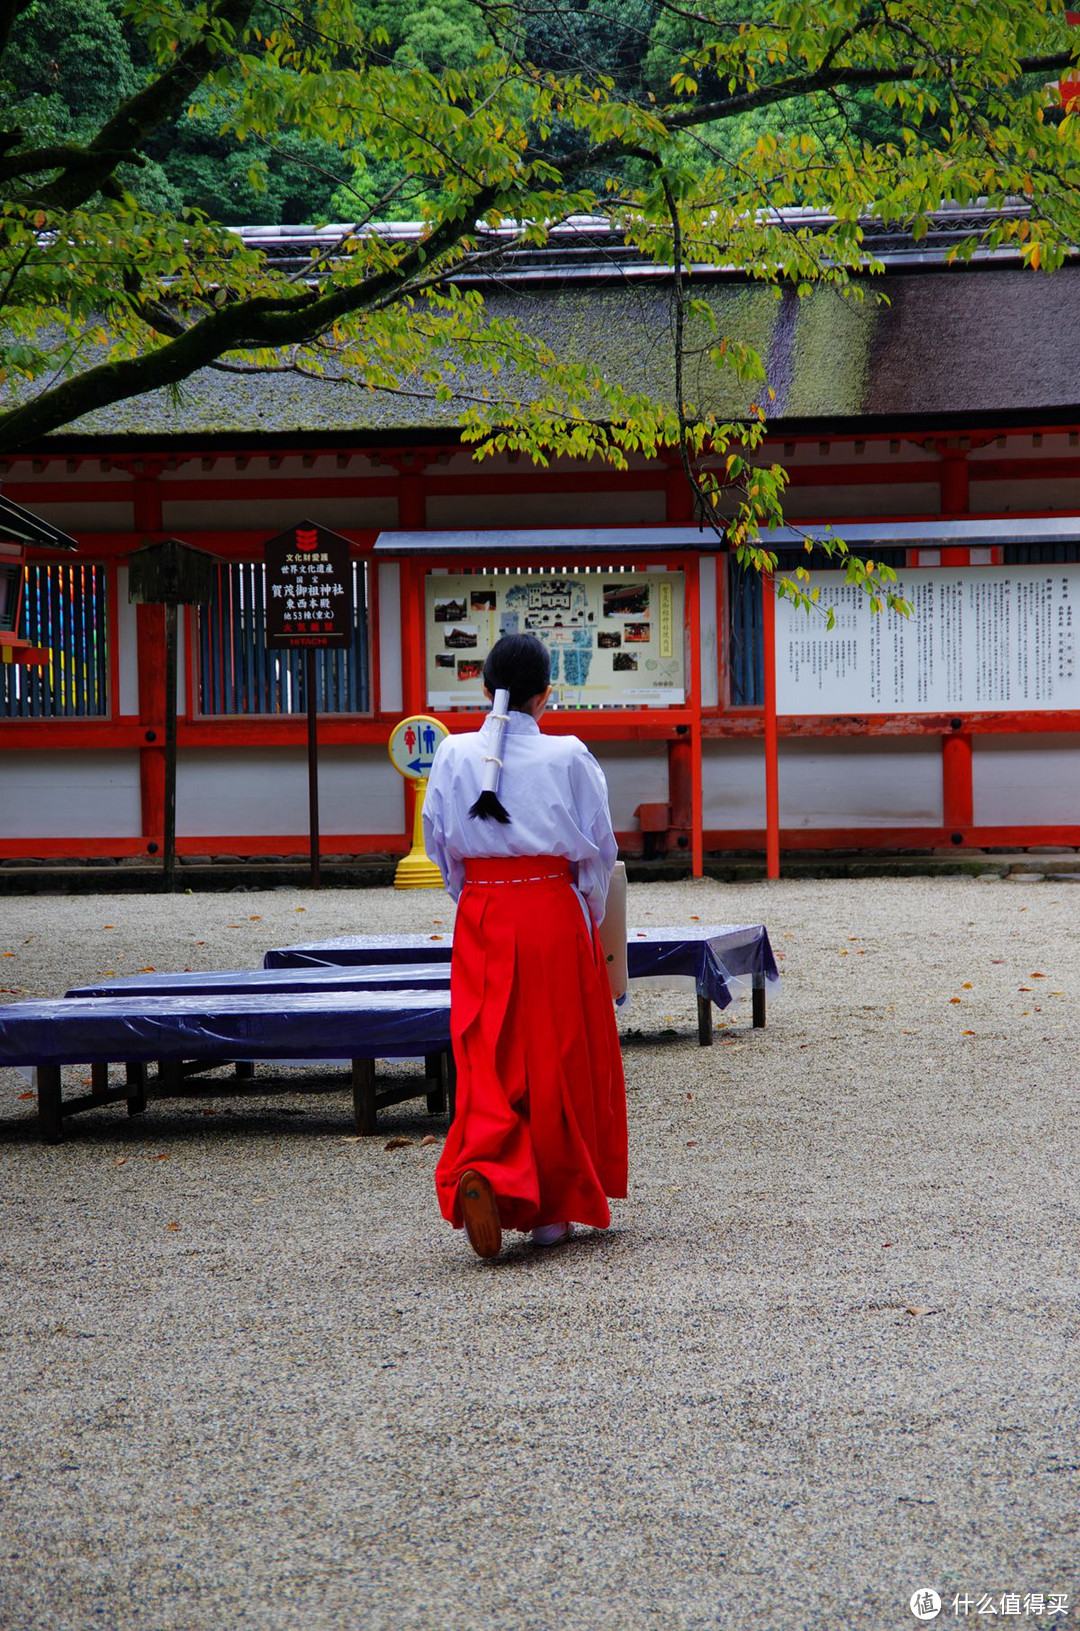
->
[[407, 758, 434, 774]]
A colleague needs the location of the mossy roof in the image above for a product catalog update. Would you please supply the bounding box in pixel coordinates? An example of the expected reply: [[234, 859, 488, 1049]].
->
[[55, 263, 1080, 443]]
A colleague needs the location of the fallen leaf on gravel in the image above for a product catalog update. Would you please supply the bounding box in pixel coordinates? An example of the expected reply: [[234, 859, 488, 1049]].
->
[[249, 916, 261, 921], [253, 1198, 269, 1204], [838, 949, 849, 956], [18, 1091, 34, 1101], [1051, 990, 1064, 995], [113, 1158, 128, 1167], [990, 958, 1004, 963], [104, 969, 115, 976], [848, 936, 861, 942], [690, 915, 700, 921], [195, 941, 206, 946], [904, 1306, 939, 1317], [429, 935, 444, 942], [961, 1030, 976, 1036], [1030, 972, 1047, 978], [881, 1242, 893, 1248], [685, 1140, 698, 1148], [167, 1221, 180, 1231], [154, 1153, 169, 1162], [1, 952, 13, 957], [961, 982, 973, 989], [294, 907, 306, 912], [139, 967, 155, 973], [420, 1135, 441, 1147], [384, 1137, 413, 1150], [103, 925, 114, 930], [1018, 987, 1032, 992]]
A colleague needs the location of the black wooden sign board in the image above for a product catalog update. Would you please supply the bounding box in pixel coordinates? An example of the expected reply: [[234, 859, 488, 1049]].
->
[[264, 520, 353, 649]]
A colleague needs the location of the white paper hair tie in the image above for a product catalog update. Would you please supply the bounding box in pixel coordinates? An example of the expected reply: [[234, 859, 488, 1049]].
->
[[480, 688, 511, 795]]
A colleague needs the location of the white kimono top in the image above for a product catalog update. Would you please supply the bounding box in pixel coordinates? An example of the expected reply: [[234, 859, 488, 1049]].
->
[[422, 711, 618, 924]]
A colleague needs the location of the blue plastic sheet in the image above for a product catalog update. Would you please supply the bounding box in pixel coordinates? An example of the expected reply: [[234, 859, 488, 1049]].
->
[[0, 990, 451, 1068], [625, 924, 779, 1010], [265, 924, 778, 1012], [67, 963, 450, 999], [264, 933, 452, 969]]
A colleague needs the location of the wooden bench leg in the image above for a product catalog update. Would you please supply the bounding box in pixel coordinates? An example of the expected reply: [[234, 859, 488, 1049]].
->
[[352, 1058, 377, 1134], [126, 1062, 148, 1116], [91, 1062, 109, 1096], [235, 1061, 255, 1080], [697, 995, 714, 1047], [157, 1059, 182, 1092], [38, 1065, 63, 1144], [752, 974, 767, 1029], [424, 1052, 447, 1115]]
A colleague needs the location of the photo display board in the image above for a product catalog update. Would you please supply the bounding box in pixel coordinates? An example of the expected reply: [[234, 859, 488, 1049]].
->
[[425, 570, 685, 709], [775, 566, 1079, 714]]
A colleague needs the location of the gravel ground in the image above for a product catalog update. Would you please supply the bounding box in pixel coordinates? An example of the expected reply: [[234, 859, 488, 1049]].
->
[[0, 875, 1078, 1631]]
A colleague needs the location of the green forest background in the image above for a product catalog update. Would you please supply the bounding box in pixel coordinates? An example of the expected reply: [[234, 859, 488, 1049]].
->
[[0, 0, 903, 226]]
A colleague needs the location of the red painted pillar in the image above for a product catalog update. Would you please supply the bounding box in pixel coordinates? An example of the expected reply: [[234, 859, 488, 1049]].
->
[[761, 575, 780, 879], [939, 452, 970, 518], [942, 732, 973, 841], [938, 448, 973, 840], [132, 470, 165, 856]]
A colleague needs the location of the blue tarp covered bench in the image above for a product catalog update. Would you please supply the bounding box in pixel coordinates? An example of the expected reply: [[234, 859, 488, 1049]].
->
[[0, 989, 452, 1142], [263, 923, 779, 1044]]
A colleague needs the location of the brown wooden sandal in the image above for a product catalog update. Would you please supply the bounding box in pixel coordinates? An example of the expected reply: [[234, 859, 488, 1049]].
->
[[458, 1170, 502, 1260]]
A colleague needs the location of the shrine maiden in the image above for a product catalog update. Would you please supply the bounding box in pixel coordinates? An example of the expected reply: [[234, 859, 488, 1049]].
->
[[422, 633, 627, 1260]]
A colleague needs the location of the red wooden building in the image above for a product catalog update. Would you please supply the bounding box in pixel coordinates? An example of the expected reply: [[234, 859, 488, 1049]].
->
[[3, 210, 1080, 869]]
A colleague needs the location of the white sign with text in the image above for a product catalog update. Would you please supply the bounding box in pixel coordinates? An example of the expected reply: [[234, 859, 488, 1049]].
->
[[775, 566, 1079, 714]]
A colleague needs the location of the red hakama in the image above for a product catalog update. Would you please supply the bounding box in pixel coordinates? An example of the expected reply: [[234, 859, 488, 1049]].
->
[[435, 856, 627, 1233]]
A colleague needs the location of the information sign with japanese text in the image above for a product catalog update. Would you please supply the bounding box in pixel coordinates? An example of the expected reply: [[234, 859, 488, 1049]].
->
[[264, 520, 354, 649], [424, 570, 685, 709], [775, 566, 1079, 713]]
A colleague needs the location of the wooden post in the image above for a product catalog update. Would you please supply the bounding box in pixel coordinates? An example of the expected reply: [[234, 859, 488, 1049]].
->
[[163, 602, 178, 891], [306, 645, 321, 890], [942, 730, 974, 840], [762, 574, 781, 880]]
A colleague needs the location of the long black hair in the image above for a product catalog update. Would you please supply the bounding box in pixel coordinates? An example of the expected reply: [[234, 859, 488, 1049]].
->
[[468, 634, 551, 823]]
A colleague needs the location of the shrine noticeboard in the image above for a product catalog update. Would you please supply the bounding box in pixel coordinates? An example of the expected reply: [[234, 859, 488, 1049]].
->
[[424, 569, 685, 709], [775, 565, 1080, 713], [264, 521, 354, 650]]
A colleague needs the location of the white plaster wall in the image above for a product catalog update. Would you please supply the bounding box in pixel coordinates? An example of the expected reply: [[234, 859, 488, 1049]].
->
[[970, 479, 1080, 513], [21, 502, 133, 532], [583, 741, 669, 829], [703, 737, 944, 829], [973, 734, 1080, 825], [161, 498, 397, 533], [699, 555, 719, 709], [426, 489, 667, 531], [175, 746, 403, 837], [782, 484, 941, 519], [704, 740, 766, 827], [377, 562, 403, 713], [0, 753, 142, 839], [115, 565, 140, 715]]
